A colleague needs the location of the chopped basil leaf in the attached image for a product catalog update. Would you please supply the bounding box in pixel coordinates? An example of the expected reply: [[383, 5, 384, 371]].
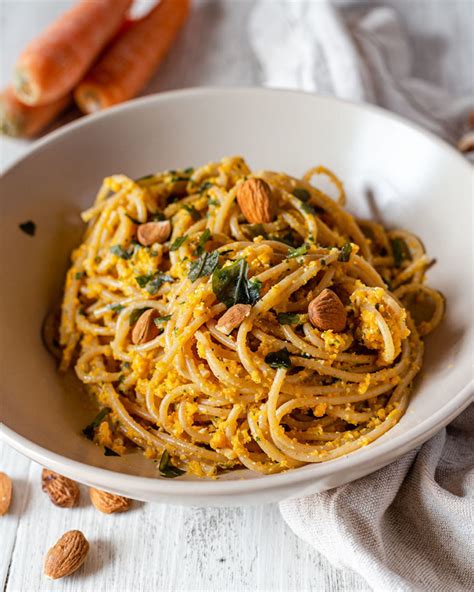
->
[[277, 312, 300, 325], [264, 348, 292, 369], [301, 202, 317, 215], [189, 250, 219, 281], [108, 303, 125, 313], [135, 174, 154, 182], [170, 176, 189, 182], [159, 449, 185, 478], [144, 272, 175, 295], [339, 242, 352, 262], [287, 244, 309, 259], [151, 212, 166, 222], [170, 235, 188, 251], [135, 274, 153, 288], [208, 198, 220, 206], [292, 188, 310, 202], [199, 181, 213, 193], [183, 204, 200, 221], [153, 314, 172, 327], [212, 260, 261, 308], [195, 228, 211, 255], [75, 271, 85, 280], [129, 307, 151, 326], [82, 407, 111, 440], [390, 238, 412, 268], [110, 244, 133, 260], [104, 446, 120, 457], [19, 220, 36, 236], [184, 167, 194, 174]]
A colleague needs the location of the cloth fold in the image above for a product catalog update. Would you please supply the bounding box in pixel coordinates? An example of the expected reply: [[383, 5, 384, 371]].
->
[[249, 2, 473, 590]]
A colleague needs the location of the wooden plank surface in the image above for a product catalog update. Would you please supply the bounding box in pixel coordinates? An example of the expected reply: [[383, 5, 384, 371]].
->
[[0, 441, 369, 592]]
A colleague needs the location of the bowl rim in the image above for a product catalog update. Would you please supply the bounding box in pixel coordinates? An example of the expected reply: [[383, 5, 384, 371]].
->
[[1, 87, 473, 498]]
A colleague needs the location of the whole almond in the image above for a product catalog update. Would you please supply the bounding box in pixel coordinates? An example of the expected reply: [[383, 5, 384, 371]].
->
[[457, 130, 474, 153], [237, 178, 274, 224], [308, 288, 347, 332], [216, 304, 252, 335], [137, 220, 171, 246], [89, 487, 131, 514], [0, 472, 13, 516], [131, 308, 160, 345], [41, 469, 80, 508], [44, 530, 89, 580]]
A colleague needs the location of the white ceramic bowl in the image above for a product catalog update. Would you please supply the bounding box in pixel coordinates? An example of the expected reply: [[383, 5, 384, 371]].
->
[[1, 88, 472, 505]]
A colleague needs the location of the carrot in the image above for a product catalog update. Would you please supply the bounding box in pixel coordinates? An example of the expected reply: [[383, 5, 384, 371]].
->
[[74, 0, 190, 114], [13, 0, 132, 106], [0, 87, 70, 138]]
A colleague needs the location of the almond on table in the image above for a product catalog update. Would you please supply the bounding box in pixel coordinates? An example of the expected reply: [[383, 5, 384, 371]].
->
[[44, 530, 89, 580], [0, 472, 13, 516], [89, 488, 131, 514], [41, 469, 80, 508]]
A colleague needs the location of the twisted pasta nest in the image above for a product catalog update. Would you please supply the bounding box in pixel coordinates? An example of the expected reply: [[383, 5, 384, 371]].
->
[[59, 156, 443, 477]]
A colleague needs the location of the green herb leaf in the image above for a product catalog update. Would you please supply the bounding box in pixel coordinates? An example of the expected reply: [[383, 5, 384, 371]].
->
[[153, 314, 172, 327], [301, 202, 317, 215], [82, 407, 111, 440], [390, 238, 412, 268], [183, 204, 200, 220], [338, 242, 352, 262], [108, 303, 125, 313], [277, 312, 300, 325], [75, 271, 85, 280], [208, 198, 220, 206], [212, 260, 261, 308], [199, 181, 213, 193], [135, 174, 154, 182], [159, 449, 185, 478], [19, 220, 36, 236], [135, 272, 174, 293], [287, 244, 309, 259], [129, 307, 151, 326], [146, 273, 175, 295], [195, 228, 211, 255], [104, 446, 120, 457], [189, 250, 219, 281], [264, 348, 292, 369], [170, 235, 188, 251], [184, 167, 194, 174], [150, 212, 166, 222], [292, 188, 310, 201], [110, 244, 133, 260]]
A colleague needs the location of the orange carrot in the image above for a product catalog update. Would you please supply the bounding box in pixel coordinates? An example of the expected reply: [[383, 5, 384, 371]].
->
[[74, 0, 190, 113], [13, 0, 132, 106], [0, 87, 70, 138]]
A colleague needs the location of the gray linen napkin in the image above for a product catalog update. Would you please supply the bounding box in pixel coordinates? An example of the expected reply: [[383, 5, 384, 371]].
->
[[249, 2, 473, 590]]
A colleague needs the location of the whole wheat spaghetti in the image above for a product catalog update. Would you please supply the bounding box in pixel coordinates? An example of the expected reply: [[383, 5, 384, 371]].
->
[[58, 157, 443, 477]]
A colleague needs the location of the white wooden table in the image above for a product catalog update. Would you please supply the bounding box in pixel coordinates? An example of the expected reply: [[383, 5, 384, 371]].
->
[[1, 2, 470, 590]]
